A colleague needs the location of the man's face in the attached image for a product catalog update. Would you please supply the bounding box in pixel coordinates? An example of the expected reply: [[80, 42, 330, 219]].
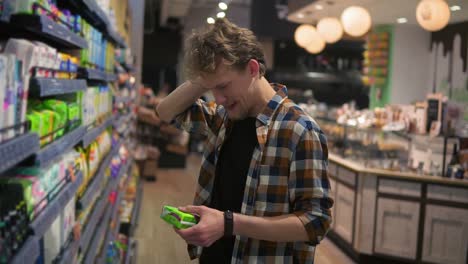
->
[[201, 62, 256, 120]]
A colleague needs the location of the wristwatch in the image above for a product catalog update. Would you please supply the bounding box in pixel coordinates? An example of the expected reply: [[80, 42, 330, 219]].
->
[[224, 210, 234, 237]]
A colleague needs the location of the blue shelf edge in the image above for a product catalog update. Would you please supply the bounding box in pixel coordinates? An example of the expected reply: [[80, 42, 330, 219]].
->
[[8, 14, 88, 49], [30, 78, 87, 97], [129, 180, 143, 235], [124, 239, 137, 264], [83, 203, 112, 264], [30, 172, 84, 238], [0, 133, 40, 174], [78, 144, 117, 210], [10, 236, 40, 264], [79, 189, 109, 250], [79, 68, 115, 83], [94, 158, 130, 261], [34, 126, 86, 167], [82, 116, 113, 148], [55, 238, 80, 264]]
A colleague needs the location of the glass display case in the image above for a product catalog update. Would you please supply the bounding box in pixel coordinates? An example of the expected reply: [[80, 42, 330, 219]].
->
[[315, 116, 459, 177]]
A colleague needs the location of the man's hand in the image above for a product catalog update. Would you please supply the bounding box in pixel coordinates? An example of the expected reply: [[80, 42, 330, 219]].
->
[[174, 205, 224, 247]]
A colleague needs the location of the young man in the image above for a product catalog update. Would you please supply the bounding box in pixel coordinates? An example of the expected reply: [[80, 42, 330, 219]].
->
[[156, 18, 333, 264]]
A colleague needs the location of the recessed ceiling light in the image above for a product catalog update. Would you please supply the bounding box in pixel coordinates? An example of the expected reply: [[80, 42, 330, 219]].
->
[[217, 12, 226, 18], [450, 5, 461, 11], [315, 4, 324, 10], [219, 2, 228, 10], [207, 17, 215, 24], [397, 17, 408, 24], [297, 13, 305, 18]]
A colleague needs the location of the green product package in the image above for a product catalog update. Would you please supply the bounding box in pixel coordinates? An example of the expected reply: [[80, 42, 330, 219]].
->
[[160, 205, 199, 229], [67, 102, 80, 127], [39, 110, 55, 144], [27, 112, 43, 138], [42, 99, 68, 136]]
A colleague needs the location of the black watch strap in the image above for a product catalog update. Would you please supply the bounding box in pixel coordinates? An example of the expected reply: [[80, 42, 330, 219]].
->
[[224, 210, 234, 237]]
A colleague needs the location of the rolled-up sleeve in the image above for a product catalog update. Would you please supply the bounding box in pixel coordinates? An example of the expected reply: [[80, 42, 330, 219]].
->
[[171, 99, 224, 136], [289, 126, 333, 245]]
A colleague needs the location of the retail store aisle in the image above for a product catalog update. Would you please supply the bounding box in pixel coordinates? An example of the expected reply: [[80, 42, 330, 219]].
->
[[135, 155, 355, 264]]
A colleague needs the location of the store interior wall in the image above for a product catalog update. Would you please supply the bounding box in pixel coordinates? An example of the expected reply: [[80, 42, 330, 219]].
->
[[428, 21, 468, 105], [129, 0, 146, 85], [390, 24, 431, 105]]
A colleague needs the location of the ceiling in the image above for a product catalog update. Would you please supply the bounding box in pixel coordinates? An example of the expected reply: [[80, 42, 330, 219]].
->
[[287, 0, 468, 26], [159, 0, 251, 24]]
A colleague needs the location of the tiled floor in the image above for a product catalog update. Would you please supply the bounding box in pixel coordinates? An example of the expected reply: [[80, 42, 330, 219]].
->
[[134, 155, 355, 264]]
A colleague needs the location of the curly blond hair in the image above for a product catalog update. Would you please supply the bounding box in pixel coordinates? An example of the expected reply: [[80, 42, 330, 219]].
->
[[184, 18, 266, 79]]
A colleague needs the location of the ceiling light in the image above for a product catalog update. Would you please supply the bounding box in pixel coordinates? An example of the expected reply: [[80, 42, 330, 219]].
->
[[217, 12, 226, 18], [294, 24, 316, 48], [297, 13, 305, 19], [450, 5, 461, 11], [207, 17, 215, 24], [397, 17, 408, 23], [219, 2, 228, 10], [317, 17, 343, 43], [416, 0, 450, 31], [341, 6, 372, 37], [315, 4, 324, 10]]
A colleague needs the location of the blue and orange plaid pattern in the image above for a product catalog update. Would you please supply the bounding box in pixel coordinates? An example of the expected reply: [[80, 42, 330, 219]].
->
[[172, 83, 333, 264]]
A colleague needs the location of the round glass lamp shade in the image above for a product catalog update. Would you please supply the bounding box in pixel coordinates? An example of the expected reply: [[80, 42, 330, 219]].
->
[[304, 32, 326, 54], [294, 24, 316, 48], [317, 17, 343, 43], [416, 0, 450, 31], [341, 6, 372, 37]]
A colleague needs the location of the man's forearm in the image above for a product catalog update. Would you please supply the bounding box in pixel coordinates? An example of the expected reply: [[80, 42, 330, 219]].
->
[[233, 213, 308, 242], [156, 81, 207, 122]]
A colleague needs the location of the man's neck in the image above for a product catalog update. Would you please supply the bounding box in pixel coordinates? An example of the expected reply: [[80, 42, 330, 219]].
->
[[248, 77, 276, 117]]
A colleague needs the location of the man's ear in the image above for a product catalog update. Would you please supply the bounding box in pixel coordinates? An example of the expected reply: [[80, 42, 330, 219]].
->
[[247, 59, 260, 78]]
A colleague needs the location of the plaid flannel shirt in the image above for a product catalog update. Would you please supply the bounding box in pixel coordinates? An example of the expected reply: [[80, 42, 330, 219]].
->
[[173, 83, 333, 264]]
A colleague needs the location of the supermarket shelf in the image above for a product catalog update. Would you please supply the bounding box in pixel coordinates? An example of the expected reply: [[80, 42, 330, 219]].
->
[[78, 144, 119, 210], [130, 180, 143, 236], [55, 238, 79, 264], [0, 133, 40, 174], [58, 0, 109, 32], [114, 96, 133, 105], [32, 126, 86, 167], [29, 78, 87, 97], [10, 236, 40, 264], [30, 172, 84, 239], [83, 203, 112, 264], [78, 67, 109, 82], [95, 158, 132, 262], [8, 14, 88, 49], [82, 116, 114, 148], [124, 239, 137, 264], [79, 190, 109, 251], [107, 72, 117, 82]]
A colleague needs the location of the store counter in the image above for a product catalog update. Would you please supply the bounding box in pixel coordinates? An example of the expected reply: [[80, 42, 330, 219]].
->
[[327, 153, 468, 264]]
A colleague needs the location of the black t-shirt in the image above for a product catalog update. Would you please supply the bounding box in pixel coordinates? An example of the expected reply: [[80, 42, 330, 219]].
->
[[199, 117, 258, 264]]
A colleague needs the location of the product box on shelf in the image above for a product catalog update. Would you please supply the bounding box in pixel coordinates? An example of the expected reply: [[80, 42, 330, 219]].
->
[[43, 212, 61, 263]]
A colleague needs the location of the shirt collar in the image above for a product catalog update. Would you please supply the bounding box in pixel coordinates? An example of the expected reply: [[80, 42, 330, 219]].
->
[[256, 83, 288, 126]]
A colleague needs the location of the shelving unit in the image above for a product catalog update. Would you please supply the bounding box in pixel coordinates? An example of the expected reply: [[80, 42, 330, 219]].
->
[[124, 239, 138, 264], [7, 14, 88, 49], [30, 172, 84, 238], [0, 133, 40, 174], [0, 0, 136, 262], [10, 236, 40, 264], [30, 126, 87, 167], [78, 67, 113, 83], [77, 143, 120, 210], [29, 78, 87, 97], [82, 116, 115, 148]]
